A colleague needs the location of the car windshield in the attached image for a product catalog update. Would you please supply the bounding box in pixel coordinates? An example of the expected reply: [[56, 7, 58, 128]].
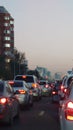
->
[[11, 82, 23, 87], [0, 82, 4, 92], [15, 76, 34, 83]]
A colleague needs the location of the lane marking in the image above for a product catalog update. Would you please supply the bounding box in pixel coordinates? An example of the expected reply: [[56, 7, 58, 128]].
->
[[38, 111, 45, 116]]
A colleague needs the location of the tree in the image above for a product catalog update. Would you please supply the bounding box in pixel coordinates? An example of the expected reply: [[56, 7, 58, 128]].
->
[[27, 69, 41, 79], [10, 48, 28, 78], [0, 48, 28, 79]]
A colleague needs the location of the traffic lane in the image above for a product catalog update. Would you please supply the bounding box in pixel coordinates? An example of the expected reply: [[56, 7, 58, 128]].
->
[[0, 97, 60, 130]]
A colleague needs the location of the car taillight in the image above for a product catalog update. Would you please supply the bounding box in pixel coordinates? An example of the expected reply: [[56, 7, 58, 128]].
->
[[0, 98, 7, 104], [18, 89, 26, 94], [22, 75, 27, 79], [45, 85, 48, 88], [64, 88, 67, 93], [52, 91, 56, 95], [8, 81, 14, 85], [32, 83, 37, 88], [65, 101, 73, 120], [60, 85, 64, 91]]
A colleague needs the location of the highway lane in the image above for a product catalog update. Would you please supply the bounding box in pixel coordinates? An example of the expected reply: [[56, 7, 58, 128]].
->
[[0, 97, 60, 130]]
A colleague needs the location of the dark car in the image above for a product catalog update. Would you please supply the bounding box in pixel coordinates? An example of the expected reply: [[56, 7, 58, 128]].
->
[[0, 80, 20, 125], [39, 80, 51, 96]]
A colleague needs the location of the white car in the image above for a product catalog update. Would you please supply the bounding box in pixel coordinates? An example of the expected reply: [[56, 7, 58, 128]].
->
[[59, 78, 73, 130], [9, 80, 33, 108], [14, 75, 42, 100]]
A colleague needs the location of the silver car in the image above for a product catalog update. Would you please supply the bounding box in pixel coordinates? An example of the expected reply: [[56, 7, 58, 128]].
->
[[59, 78, 73, 130], [0, 80, 20, 125], [9, 80, 33, 108], [59, 74, 73, 99], [14, 75, 42, 100]]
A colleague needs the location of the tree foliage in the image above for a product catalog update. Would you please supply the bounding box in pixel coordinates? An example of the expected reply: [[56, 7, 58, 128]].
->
[[0, 48, 28, 80]]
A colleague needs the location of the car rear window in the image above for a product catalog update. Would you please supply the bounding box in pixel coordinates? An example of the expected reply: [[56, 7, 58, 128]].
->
[[39, 82, 46, 85], [11, 82, 23, 87], [15, 76, 34, 83], [0, 83, 4, 92]]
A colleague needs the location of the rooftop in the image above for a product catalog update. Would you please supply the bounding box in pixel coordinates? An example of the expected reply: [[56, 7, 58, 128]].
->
[[0, 6, 9, 14]]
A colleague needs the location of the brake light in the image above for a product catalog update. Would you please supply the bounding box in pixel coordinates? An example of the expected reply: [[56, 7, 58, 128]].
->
[[67, 102, 73, 109], [65, 101, 73, 120], [52, 91, 56, 94], [61, 85, 64, 90], [45, 85, 48, 88], [8, 81, 14, 85], [22, 75, 26, 79], [32, 83, 37, 88], [18, 89, 26, 94], [64, 88, 67, 93], [0, 98, 7, 104]]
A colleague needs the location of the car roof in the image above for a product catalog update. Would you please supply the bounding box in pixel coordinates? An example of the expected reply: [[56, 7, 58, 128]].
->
[[62, 74, 73, 88], [14, 74, 36, 78]]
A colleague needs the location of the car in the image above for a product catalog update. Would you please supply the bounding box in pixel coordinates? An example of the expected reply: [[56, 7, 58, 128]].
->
[[14, 75, 42, 100], [0, 80, 20, 125], [59, 74, 73, 100], [39, 80, 51, 96], [51, 80, 62, 103], [8, 80, 33, 108], [59, 78, 73, 130]]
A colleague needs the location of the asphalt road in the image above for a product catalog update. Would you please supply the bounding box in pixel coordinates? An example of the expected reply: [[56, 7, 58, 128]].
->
[[0, 97, 60, 130]]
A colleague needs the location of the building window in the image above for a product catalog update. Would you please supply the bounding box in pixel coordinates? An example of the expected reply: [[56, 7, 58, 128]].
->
[[4, 44, 10, 48], [4, 30, 10, 34], [4, 23, 9, 27], [4, 16, 10, 20], [10, 27, 14, 31], [4, 51, 11, 56], [10, 20, 14, 24], [4, 36, 11, 41], [7, 30, 10, 34]]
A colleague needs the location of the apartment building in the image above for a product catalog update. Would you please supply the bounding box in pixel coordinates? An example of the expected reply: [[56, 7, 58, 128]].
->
[[0, 6, 14, 59]]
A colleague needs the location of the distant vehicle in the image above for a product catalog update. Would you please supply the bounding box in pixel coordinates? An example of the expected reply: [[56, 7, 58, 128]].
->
[[0, 80, 20, 125], [59, 78, 73, 130], [39, 80, 51, 96], [51, 80, 61, 103], [8, 80, 33, 108], [14, 75, 42, 100]]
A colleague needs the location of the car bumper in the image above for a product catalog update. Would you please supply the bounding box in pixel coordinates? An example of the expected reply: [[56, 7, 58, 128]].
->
[[60, 116, 73, 130], [15, 94, 28, 105]]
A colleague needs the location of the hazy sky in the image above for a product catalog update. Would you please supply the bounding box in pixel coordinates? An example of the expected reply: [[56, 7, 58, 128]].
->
[[1, 0, 73, 74]]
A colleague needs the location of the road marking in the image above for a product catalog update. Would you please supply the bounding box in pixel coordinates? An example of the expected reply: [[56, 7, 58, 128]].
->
[[38, 111, 45, 116]]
